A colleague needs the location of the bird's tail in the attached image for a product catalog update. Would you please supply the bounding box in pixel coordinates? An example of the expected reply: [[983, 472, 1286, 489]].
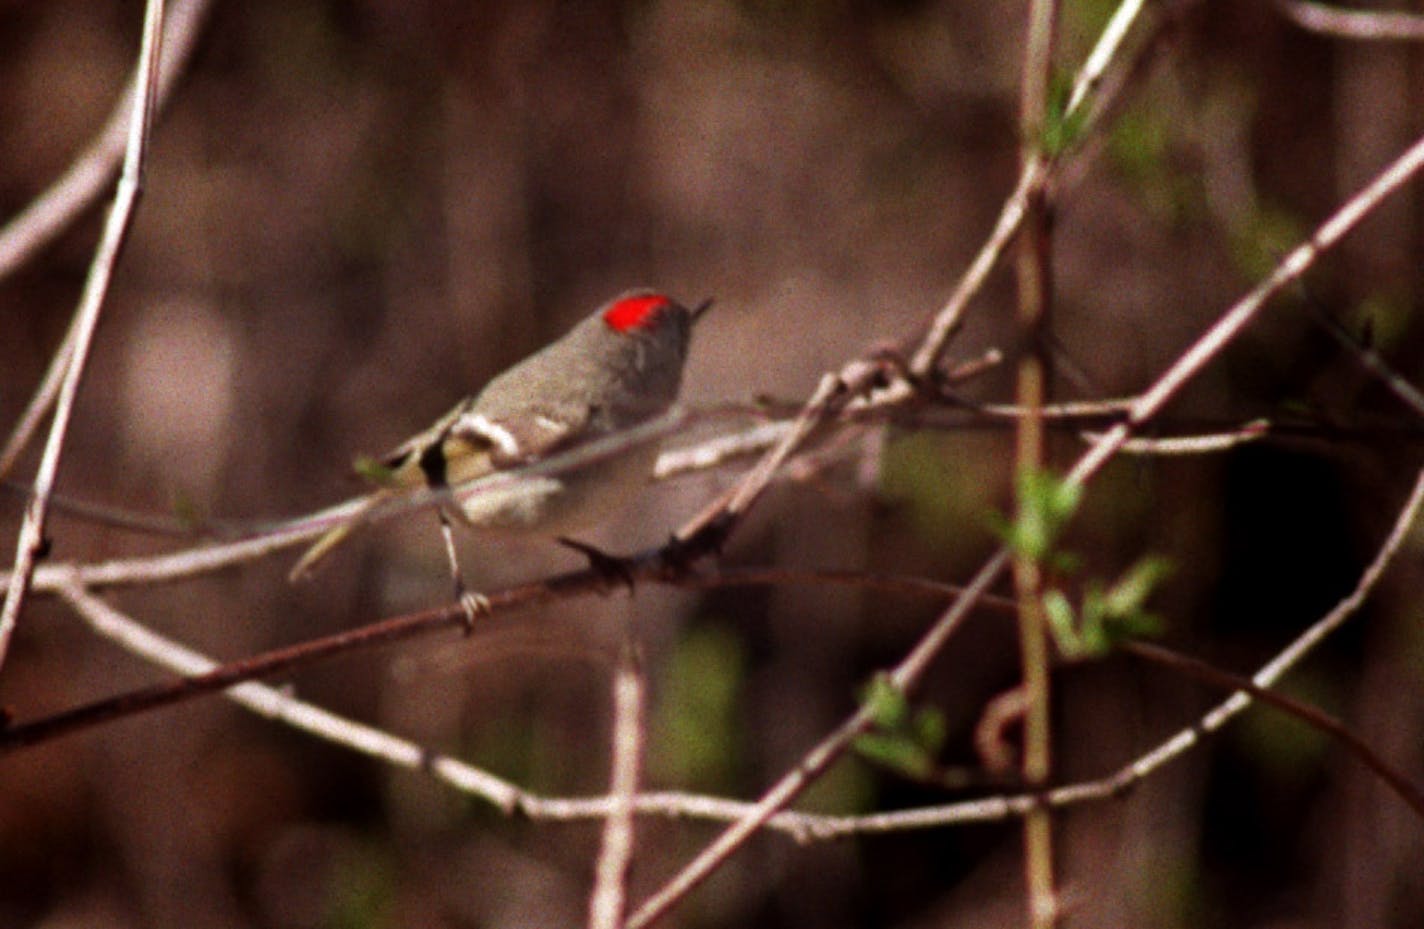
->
[[288, 488, 394, 582]]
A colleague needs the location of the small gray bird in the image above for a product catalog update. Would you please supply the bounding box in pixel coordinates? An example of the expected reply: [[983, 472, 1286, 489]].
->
[[289, 291, 710, 582]]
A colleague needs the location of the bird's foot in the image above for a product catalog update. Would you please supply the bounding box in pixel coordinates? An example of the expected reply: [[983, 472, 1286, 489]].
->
[[455, 587, 491, 635]]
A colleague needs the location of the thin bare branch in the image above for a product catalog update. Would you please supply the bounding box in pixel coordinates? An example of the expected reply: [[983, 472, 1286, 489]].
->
[[37, 570, 984, 840], [909, 0, 1156, 377], [1307, 305, 1424, 419], [1067, 128, 1424, 487], [1122, 641, 1424, 819], [654, 420, 792, 479], [1278, 0, 1424, 40], [21, 576, 1005, 840], [908, 165, 1041, 379], [0, 348, 69, 483], [0, 0, 212, 481], [672, 359, 888, 549], [1064, 0, 1148, 115], [0, 0, 167, 671], [977, 398, 1136, 419], [0, 0, 213, 281], [588, 628, 646, 929], [735, 465, 1424, 842], [53, 579, 522, 802], [0, 552, 1014, 756], [1080, 418, 1270, 455]]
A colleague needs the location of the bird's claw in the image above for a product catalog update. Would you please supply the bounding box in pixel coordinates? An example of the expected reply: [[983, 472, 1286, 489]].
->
[[456, 589, 491, 634]]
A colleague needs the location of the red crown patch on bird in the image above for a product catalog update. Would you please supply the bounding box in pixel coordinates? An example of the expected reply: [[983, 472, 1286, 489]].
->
[[602, 293, 671, 333]]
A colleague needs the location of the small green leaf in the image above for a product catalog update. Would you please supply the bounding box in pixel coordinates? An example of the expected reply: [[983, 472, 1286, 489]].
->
[[1078, 580, 1111, 655], [1048, 557, 1172, 659], [854, 676, 950, 782], [1103, 557, 1174, 618], [912, 705, 947, 756], [859, 673, 910, 730], [853, 732, 932, 780], [1044, 588, 1084, 658], [997, 468, 1083, 561]]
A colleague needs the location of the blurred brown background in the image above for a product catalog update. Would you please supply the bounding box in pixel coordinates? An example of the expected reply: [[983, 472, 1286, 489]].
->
[[2, 1, 1423, 927]]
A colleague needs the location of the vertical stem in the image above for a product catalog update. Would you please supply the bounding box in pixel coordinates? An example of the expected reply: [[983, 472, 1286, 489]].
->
[[588, 619, 646, 929], [1015, 0, 1060, 926]]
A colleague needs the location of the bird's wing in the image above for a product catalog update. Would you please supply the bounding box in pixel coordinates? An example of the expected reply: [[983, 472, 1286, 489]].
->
[[374, 393, 598, 490], [375, 400, 490, 487], [445, 399, 593, 470]]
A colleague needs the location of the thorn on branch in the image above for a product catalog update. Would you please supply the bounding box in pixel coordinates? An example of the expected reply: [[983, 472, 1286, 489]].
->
[[660, 514, 732, 578], [865, 345, 918, 390], [506, 793, 533, 819], [942, 348, 1005, 385], [559, 537, 637, 594]]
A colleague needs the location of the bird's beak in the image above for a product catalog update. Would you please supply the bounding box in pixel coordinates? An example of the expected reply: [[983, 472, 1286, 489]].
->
[[691, 298, 714, 323]]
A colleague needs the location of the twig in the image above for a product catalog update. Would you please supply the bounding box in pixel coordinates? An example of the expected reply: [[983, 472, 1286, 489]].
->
[[1278, 0, 1424, 40], [908, 166, 1042, 379], [1080, 419, 1270, 455], [0, 0, 211, 282], [710, 365, 876, 524], [908, 0, 1155, 377], [12, 400, 1408, 554], [1306, 304, 1424, 420], [35, 568, 985, 838], [1063, 0, 1148, 116], [0, 0, 213, 481], [587, 624, 647, 929], [1067, 127, 1424, 487], [1121, 640, 1424, 819], [1015, 0, 1062, 920], [976, 397, 1135, 419], [687, 566, 1016, 611], [654, 420, 792, 479], [671, 360, 889, 554], [23, 575, 1005, 839], [0, 601, 465, 755], [51, 579, 523, 803], [0, 0, 167, 672], [0, 478, 241, 538]]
